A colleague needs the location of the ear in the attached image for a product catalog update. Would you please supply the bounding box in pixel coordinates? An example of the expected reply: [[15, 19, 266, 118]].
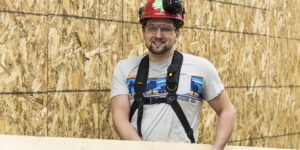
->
[[175, 29, 180, 39], [142, 27, 146, 37]]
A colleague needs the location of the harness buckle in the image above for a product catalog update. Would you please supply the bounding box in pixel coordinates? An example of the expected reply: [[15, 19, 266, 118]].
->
[[166, 95, 176, 104], [167, 83, 178, 92]]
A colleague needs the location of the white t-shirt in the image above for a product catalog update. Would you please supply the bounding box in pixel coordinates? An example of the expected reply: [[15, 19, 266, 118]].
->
[[110, 53, 224, 143]]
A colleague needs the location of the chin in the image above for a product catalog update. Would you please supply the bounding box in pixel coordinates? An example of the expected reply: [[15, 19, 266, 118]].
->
[[148, 46, 170, 55]]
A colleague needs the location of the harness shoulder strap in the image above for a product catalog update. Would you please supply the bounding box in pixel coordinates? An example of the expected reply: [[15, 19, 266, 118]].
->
[[166, 51, 195, 143], [129, 55, 149, 137], [129, 55, 149, 121]]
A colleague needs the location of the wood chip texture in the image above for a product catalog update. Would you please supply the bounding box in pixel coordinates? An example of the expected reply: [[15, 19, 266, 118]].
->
[[0, 0, 299, 149]]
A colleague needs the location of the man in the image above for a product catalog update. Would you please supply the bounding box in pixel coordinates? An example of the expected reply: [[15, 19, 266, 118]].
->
[[110, 0, 236, 149]]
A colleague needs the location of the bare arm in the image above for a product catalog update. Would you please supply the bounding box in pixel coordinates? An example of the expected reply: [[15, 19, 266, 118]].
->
[[207, 90, 236, 150], [111, 95, 142, 141]]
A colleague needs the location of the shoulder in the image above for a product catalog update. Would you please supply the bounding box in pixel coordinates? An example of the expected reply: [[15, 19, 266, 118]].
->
[[116, 56, 144, 69], [181, 52, 219, 78], [118, 56, 143, 65], [113, 56, 145, 76], [182, 53, 213, 67]]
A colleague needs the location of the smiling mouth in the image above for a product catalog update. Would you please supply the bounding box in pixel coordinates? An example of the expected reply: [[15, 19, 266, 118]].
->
[[152, 41, 165, 47]]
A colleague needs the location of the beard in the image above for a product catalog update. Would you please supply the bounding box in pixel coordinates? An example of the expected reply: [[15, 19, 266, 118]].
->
[[147, 42, 173, 55]]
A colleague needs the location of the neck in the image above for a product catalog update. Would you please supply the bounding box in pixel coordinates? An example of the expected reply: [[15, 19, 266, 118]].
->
[[148, 48, 175, 62]]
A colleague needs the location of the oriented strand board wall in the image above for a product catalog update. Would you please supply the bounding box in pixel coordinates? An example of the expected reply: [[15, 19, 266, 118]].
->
[[0, 0, 299, 149]]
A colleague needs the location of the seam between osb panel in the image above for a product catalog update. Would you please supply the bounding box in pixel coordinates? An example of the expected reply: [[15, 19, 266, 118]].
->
[[0, 89, 111, 95], [203, 0, 269, 11], [225, 85, 300, 89], [0, 85, 299, 95], [228, 131, 300, 144]]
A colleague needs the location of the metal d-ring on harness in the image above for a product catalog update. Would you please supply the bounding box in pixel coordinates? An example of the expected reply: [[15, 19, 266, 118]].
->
[[129, 51, 195, 143]]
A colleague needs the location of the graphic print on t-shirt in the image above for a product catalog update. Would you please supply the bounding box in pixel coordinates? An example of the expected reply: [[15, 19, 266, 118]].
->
[[126, 75, 203, 101], [127, 75, 167, 100], [184, 76, 203, 99]]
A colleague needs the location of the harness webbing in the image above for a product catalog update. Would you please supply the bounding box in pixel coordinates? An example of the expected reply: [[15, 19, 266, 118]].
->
[[129, 51, 195, 143]]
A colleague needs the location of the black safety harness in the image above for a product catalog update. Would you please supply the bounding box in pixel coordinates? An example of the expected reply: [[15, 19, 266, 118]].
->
[[129, 51, 195, 143]]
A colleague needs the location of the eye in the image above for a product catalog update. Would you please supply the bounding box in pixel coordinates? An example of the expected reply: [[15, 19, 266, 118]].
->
[[160, 26, 172, 32], [148, 26, 158, 32]]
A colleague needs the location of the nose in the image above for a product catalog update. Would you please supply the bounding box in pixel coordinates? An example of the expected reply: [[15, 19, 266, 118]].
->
[[153, 28, 163, 38]]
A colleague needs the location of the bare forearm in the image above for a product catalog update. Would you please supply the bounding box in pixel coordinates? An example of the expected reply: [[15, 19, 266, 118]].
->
[[113, 119, 141, 141], [111, 95, 142, 141], [213, 109, 236, 150]]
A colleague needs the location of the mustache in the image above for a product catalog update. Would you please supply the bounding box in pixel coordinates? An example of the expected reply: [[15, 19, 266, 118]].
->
[[151, 39, 166, 43]]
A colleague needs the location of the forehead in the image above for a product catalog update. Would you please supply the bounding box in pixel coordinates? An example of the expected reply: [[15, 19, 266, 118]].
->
[[146, 18, 174, 26]]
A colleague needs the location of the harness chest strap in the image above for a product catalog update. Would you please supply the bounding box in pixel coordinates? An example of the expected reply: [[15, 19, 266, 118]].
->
[[129, 51, 195, 143]]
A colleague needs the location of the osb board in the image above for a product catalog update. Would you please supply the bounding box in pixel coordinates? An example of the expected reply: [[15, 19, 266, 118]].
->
[[295, 87, 300, 116], [186, 1, 231, 29], [213, 2, 231, 30], [123, 0, 146, 22], [211, 31, 236, 86], [47, 92, 100, 138], [218, 32, 245, 86], [268, 0, 289, 38], [295, 0, 300, 39], [0, 0, 299, 149], [229, 135, 300, 149], [201, 0, 270, 33], [285, 0, 300, 39], [48, 17, 101, 91], [177, 27, 216, 59], [100, 0, 122, 20], [174, 28, 188, 54], [293, 40, 300, 85], [229, 3, 247, 32], [0, 13, 47, 93], [240, 1, 270, 34], [266, 38, 298, 85], [224, 0, 242, 5], [285, 39, 299, 85], [48, 0, 100, 18], [185, 0, 214, 29], [197, 87, 299, 148], [251, 134, 300, 149], [99, 92, 119, 140], [122, 23, 147, 59], [100, 21, 123, 90], [0, 95, 47, 136], [181, 0, 200, 27], [244, 8, 255, 34], [0, 0, 46, 13], [251, 9, 269, 35], [177, 28, 223, 56], [236, 35, 268, 86], [227, 88, 298, 148], [229, 140, 251, 148], [207, 33, 268, 86], [247, 0, 269, 9]]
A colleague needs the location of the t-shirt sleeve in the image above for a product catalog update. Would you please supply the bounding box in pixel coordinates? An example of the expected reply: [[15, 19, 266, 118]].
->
[[202, 59, 225, 101], [110, 60, 129, 100]]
